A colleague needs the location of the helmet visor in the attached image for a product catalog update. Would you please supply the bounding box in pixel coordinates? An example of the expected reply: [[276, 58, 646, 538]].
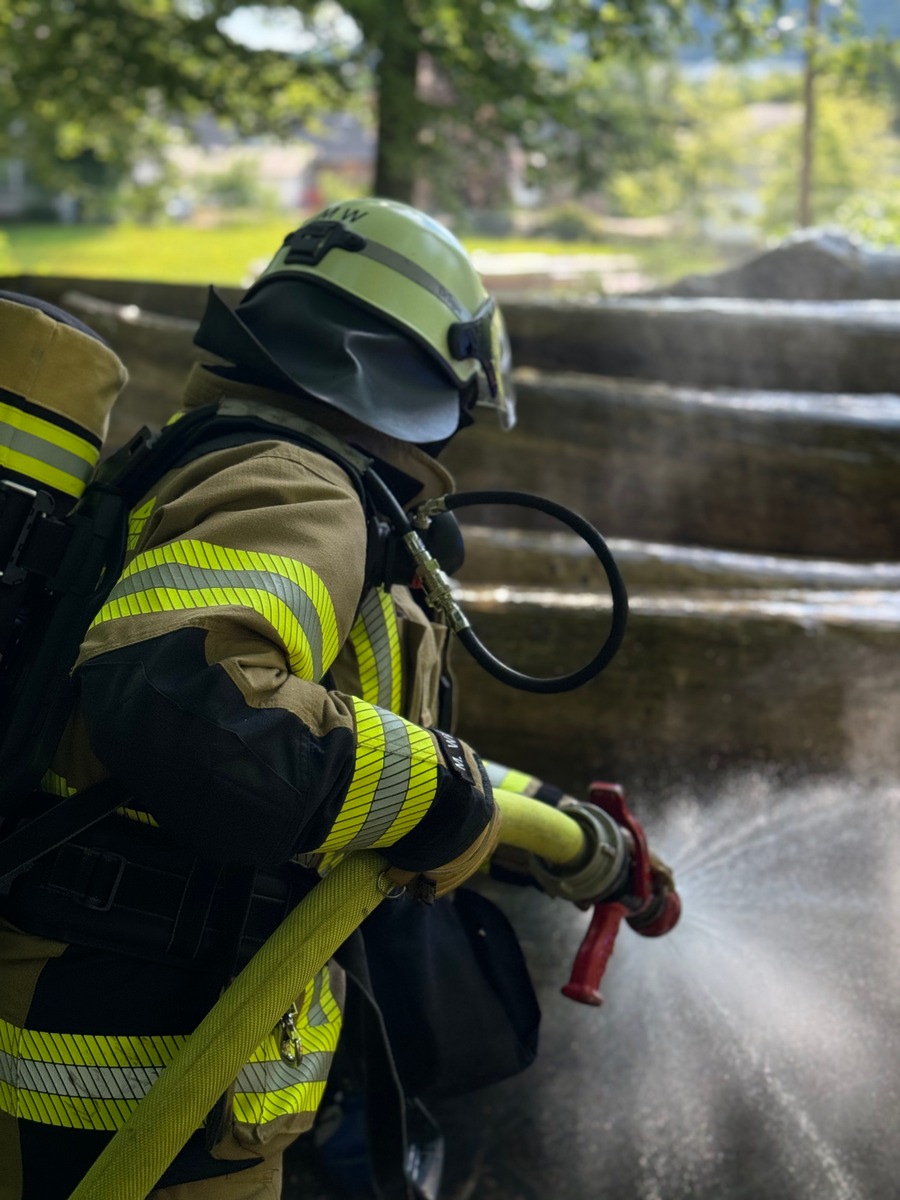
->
[[474, 303, 516, 430]]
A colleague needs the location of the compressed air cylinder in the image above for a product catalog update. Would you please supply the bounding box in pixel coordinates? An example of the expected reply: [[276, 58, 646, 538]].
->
[[0, 293, 128, 519]]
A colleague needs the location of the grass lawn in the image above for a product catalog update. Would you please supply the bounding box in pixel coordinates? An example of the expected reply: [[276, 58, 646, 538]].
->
[[0, 219, 620, 286]]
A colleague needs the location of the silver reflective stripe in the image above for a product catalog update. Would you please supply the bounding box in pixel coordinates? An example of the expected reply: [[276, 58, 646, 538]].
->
[[307, 972, 329, 1028], [358, 590, 394, 708], [343, 710, 412, 851], [235, 1050, 334, 1095], [484, 760, 509, 789], [0, 425, 95, 484], [106, 560, 325, 677], [357, 241, 470, 321], [0, 1048, 161, 1101]]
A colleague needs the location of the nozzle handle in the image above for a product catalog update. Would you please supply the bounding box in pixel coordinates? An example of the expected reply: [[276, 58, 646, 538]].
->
[[561, 901, 627, 1006]]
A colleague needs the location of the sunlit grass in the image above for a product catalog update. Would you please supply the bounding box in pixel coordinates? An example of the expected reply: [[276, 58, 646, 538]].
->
[[0, 220, 294, 285], [0, 220, 620, 285]]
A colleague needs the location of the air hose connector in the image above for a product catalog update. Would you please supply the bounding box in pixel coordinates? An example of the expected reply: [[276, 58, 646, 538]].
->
[[402, 528, 471, 634], [529, 800, 630, 905]]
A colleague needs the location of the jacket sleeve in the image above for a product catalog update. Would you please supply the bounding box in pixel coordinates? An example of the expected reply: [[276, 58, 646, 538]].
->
[[482, 759, 572, 807], [71, 440, 493, 869]]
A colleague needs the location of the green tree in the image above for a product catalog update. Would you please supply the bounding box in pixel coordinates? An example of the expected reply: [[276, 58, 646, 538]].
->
[[2, 0, 787, 214], [0, 0, 354, 215], [759, 79, 900, 235], [265, 0, 785, 204]]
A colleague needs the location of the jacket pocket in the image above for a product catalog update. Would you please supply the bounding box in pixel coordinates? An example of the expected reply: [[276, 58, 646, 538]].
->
[[211, 961, 345, 1161], [393, 587, 447, 728]]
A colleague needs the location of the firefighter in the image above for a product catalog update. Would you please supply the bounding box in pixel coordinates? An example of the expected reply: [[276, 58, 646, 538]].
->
[[0, 199, 530, 1200]]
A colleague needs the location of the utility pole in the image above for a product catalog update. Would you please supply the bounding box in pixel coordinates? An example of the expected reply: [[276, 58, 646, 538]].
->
[[799, 0, 820, 228]]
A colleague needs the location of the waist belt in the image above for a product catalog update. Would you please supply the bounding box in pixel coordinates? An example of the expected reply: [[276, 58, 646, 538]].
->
[[0, 812, 318, 968]]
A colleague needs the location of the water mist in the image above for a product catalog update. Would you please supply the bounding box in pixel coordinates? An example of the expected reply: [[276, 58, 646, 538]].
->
[[435, 772, 900, 1200]]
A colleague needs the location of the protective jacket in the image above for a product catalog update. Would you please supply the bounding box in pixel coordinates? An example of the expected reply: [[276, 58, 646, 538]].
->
[[0, 365, 497, 1197]]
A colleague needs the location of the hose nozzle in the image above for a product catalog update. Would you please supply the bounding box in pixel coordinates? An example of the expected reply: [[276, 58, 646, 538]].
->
[[561, 782, 681, 1006]]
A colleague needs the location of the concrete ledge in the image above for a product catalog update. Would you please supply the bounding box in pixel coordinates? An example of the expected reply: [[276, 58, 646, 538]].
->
[[8, 280, 900, 560], [442, 371, 900, 560], [450, 585, 900, 795], [456, 526, 900, 591], [7, 276, 900, 392], [500, 296, 900, 392]]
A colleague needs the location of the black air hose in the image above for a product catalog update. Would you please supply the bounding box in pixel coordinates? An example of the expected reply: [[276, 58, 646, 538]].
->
[[365, 473, 628, 695]]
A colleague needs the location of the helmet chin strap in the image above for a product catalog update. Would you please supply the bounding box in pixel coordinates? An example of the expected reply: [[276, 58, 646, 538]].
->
[[363, 471, 628, 695]]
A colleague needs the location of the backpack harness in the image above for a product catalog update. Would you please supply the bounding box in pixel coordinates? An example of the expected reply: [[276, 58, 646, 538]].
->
[[0, 399, 436, 894]]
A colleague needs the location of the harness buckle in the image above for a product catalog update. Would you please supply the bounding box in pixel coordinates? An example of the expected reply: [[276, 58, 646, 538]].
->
[[45, 843, 127, 912], [0, 479, 56, 586]]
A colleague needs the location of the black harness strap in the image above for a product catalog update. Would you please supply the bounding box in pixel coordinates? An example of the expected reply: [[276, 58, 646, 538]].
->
[[0, 778, 124, 890], [165, 858, 225, 959]]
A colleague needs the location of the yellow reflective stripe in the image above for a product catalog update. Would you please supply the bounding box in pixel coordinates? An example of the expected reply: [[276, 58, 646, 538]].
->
[[0, 1081, 139, 1131], [41, 770, 76, 798], [316, 700, 386, 851], [484, 761, 534, 795], [0, 971, 339, 1130], [39, 770, 157, 825], [348, 587, 403, 711], [115, 806, 160, 827], [379, 588, 403, 712], [232, 968, 341, 1124], [0, 444, 91, 499], [90, 538, 340, 681], [375, 722, 438, 844], [232, 1077, 330, 1125], [126, 497, 156, 550], [0, 403, 98, 497], [0, 1016, 184, 1129], [0, 1018, 183, 1068], [349, 606, 380, 703], [314, 697, 439, 853]]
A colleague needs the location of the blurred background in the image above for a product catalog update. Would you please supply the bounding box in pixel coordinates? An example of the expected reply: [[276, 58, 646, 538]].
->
[[4, 5, 900, 1200], [0, 0, 897, 293]]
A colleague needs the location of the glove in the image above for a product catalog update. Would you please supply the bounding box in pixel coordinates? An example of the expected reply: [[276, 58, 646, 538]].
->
[[384, 805, 501, 900], [382, 732, 500, 901]]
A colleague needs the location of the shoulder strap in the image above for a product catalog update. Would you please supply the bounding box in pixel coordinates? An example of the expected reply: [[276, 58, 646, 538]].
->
[[111, 399, 373, 510], [0, 779, 124, 889]]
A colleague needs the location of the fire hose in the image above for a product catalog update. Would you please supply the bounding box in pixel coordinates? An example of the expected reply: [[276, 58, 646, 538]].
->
[[68, 788, 680, 1200]]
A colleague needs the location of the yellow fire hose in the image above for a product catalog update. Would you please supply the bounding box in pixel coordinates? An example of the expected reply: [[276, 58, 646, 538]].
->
[[68, 791, 584, 1200]]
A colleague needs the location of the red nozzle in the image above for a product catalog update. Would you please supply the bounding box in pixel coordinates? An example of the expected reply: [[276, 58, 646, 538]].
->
[[628, 887, 682, 938], [562, 782, 681, 1006]]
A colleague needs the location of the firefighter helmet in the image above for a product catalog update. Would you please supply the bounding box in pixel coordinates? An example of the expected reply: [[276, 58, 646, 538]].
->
[[194, 198, 515, 444]]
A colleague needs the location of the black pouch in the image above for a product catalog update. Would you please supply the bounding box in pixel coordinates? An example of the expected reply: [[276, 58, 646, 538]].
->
[[361, 886, 540, 1100]]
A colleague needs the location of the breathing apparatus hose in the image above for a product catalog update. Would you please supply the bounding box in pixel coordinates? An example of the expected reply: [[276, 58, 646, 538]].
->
[[67, 798, 590, 1200], [365, 473, 629, 695]]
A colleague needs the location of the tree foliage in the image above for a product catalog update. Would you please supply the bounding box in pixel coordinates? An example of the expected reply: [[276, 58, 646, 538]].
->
[[270, 0, 788, 203], [3, 0, 794, 211], [0, 0, 355, 212], [603, 66, 900, 245]]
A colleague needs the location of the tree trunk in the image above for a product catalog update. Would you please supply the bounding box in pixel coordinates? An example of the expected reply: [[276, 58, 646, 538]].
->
[[372, 9, 421, 202], [798, 0, 819, 228]]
